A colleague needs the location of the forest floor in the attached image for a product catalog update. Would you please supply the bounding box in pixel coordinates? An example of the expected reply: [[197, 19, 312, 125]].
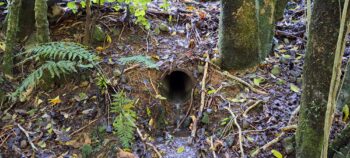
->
[[0, 0, 348, 158]]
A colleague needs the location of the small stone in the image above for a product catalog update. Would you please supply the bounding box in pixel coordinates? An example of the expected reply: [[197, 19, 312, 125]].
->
[[113, 69, 122, 77], [92, 25, 106, 42], [159, 23, 170, 32], [242, 120, 250, 129], [20, 139, 27, 148], [280, 57, 288, 64], [271, 65, 281, 76]]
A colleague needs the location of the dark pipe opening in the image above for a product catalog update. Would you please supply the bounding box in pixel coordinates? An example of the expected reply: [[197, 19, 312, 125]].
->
[[160, 70, 194, 104]]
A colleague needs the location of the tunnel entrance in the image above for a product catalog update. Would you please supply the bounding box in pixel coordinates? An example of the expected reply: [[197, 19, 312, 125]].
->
[[160, 70, 194, 104]]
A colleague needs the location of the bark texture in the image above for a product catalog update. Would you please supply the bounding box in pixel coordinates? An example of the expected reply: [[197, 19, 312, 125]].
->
[[35, 0, 50, 43], [2, 0, 22, 76], [219, 0, 287, 70], [295, 1, 340, 157], [18, 0, 35, 39], [84, 0, 92, 45]]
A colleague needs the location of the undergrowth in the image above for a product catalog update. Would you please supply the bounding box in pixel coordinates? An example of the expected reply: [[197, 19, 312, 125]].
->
[[11, 42, 99, 101], [111, 91, 137, 149]]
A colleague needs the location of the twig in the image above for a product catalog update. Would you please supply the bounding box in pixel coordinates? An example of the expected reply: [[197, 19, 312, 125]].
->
[[17, 124, 38, 151], [251, 106, 300, 157], [243, 100, 263, 118], [215, 70, 268, 95], [281, 124, 297, 132], [190, 54, 209, 141], [124, 64, 140, 73], [224, 106, 244, 158], [146, 142, 163, 158], [148, 72, 159, 95], [136, 127, 162, 158], [210, 136, 217, 158], [70, 118, 99, 136], [1, 102, 16, 117]]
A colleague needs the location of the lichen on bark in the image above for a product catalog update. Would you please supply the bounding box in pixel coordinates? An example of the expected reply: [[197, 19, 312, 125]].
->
[[295, 1, 341, 157], [2, 0, 22, 77], [219, 0, 288, 70], [35, 0, 50, 43]]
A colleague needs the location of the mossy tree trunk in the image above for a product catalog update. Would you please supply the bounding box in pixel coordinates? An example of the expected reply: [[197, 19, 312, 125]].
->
[[2, 0, 22, 77], [18, 0, 36, 40], [35, 0, 50, 43], [219, 0, 288, 70], [295, 1, 341, 157]]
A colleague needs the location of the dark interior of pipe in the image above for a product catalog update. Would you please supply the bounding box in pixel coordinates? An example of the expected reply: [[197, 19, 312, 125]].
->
[[161, 70, 193, 104]]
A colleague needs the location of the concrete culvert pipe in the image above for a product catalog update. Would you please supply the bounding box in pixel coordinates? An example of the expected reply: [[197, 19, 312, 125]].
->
[[160, 70, 194, 104]]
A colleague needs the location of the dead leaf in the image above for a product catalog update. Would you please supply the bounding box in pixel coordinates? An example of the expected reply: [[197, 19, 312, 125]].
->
[[117, 149, 137, 158], [49, 96, 62, 106]]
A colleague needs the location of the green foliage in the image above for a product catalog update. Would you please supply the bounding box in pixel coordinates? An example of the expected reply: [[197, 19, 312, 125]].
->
[[19, 42, 97, 65], [11, 42, 98, 100], [67, 0, 170, 29], [118, 55, 158, 69], [111, 91, 137, 149], [81, 144, 93, 158]]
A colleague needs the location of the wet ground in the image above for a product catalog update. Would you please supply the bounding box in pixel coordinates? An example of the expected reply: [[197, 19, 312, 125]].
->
[[0, 0, 348, 157]]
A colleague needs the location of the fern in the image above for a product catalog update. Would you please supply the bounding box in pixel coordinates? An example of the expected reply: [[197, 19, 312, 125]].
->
[[18, 42, 98, 65], [11, 42, 98, 100], [111, 91, 137, 149], [118, 55, 158, 69]]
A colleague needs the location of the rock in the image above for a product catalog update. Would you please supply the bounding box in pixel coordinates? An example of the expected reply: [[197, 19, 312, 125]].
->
[[20, 139, 27, 148], [271, 65, 281, 76], [282, 135, 295, 155], [113, 69, 122, 77], [159, 23, 170, 32], [242, 120, 250, 129], [197, 65, 204, 74], [92, 25, 106, 42]]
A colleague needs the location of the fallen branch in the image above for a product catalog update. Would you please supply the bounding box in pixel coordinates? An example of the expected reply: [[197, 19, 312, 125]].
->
[[251, 106, 300, 157], [243, 100, 263, 118], [70, 118, 99, 136], [17, 124, 38, 151], [215, 70, 268, 95], [224, 106, 244, 158], [190, 54, 209, 141]]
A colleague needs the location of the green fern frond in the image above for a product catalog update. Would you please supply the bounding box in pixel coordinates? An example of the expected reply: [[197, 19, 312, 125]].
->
[[18, 42, 98, 65], [118, 55, 158, 69], [111, 91, 137, 149], [11, 42, 99, 101], [11, 61, 82, 98]]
